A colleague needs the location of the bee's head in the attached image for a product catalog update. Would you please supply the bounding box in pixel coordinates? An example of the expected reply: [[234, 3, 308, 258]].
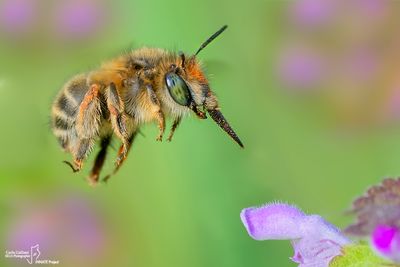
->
[[164, 25, 243, 148]]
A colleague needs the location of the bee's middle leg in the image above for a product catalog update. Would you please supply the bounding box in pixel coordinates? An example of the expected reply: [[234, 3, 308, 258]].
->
[[146, 85, 165, 141], [103, 132, 137, 183], [106, 83, 130, 157]]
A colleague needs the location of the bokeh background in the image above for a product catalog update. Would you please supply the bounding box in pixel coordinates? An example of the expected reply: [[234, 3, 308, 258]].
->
[[1, 0, 400, 266]]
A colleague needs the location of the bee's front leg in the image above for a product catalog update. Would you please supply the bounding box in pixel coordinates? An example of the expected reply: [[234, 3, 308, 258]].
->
[[167, 117, 181, 142], [155, 111, 165, 142], [146, 84, 165, 141]]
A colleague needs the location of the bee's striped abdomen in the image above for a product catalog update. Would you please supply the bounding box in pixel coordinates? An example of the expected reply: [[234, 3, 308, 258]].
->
[[56, 93, 77, 117], [51, 74, 89, 151]]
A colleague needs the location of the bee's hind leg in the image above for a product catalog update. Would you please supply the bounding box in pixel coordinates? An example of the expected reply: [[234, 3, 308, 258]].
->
[[63, 160, 80, 172], [88, 135, 111, 184], [103, 132, 137, 183], [70, 83, 102, 181]]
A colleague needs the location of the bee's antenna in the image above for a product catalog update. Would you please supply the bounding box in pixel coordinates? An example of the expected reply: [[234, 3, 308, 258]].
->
[[194, 25, 228, 56]]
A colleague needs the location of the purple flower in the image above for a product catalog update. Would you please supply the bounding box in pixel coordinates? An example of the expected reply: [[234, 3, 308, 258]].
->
[[288, 0, 334, 28], [278, 48, 325, 90], [0, 0, 36, 34], [343, 48, 378, 83], [346, 177, 400, 262], [354, 0, 388, 19], [7, 194, 110, 266], [53, 0, 107, 39], [385, 87, 400, 120], [372, 224, 400, 262], [241, 203, 350, 267]]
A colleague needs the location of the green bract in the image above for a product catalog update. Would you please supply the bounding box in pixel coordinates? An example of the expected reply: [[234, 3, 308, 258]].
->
[[330, 244, 392, 267]]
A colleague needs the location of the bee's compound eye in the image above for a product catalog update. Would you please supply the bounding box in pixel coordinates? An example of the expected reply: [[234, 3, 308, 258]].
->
[[165, 73, 191, 106]]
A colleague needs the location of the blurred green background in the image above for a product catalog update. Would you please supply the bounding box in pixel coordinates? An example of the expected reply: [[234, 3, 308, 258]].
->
[[1, 0, 400, 266]]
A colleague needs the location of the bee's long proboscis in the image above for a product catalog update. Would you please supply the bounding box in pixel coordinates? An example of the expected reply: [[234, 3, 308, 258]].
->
[[207, 109, 244, 148]]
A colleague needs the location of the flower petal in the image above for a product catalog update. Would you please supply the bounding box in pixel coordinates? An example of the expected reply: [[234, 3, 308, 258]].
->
[[241, 203, 350, 267], [240, 203, 306, 240], [371, 224, 400, 262]]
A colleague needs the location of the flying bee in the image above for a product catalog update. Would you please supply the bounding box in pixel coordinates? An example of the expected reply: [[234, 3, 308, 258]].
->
[[51, 25, 243, 185]]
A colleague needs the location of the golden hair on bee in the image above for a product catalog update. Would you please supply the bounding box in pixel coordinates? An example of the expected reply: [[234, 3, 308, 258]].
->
[[51, 25, 243, 185]]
